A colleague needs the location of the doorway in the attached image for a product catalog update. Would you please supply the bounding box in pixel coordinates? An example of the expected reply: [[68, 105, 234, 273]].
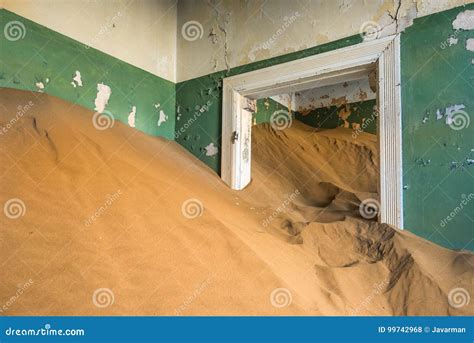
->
[[221, 35, 402, 229]]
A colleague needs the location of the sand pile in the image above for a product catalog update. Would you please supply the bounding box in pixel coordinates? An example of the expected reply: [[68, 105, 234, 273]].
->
[[0, 88, 472, 316]]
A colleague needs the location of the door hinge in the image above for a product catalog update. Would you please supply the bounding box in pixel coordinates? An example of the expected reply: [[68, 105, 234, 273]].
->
[[231, 131, 239, 144]]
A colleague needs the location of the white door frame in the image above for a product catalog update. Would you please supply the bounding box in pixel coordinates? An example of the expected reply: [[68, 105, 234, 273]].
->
[[221, 35, 403, 229]]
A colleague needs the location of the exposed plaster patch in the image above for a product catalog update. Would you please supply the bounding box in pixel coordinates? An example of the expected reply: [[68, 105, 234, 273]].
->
[[94, 83, 111, 113], [35, 82, 45, 92], [157, 110, 168, 127], [35, 78, 49, 92], [466, 38, 474, 52], [445, 104, 465, 125], [204, 142, 218, 157], [128, 106, 137, 127], [71, 71, 83, 88], [452, 10, 474, 30], [448, 37, 458, 46]]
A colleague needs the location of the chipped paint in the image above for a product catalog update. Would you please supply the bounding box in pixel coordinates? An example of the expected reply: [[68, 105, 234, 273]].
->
[[448, 36, 458, 46], [452, 9, 474, 30], [466, 38, 474, 51], [157, 109, 168, 127], [128, 105, 137, 127], [71, 70, 83, 88], [204, 142, 218, 156], [35, 81, 45, 92], [445, 104, 465, 125], [94, 83, 111, 113]]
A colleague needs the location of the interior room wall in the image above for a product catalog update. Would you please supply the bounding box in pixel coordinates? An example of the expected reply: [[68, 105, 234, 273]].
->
[[176, 0, 468, 82], [2, 0, 177, 82]]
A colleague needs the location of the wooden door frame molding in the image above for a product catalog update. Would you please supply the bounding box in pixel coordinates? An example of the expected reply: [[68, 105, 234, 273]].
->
[[222, 35, 403, 229]]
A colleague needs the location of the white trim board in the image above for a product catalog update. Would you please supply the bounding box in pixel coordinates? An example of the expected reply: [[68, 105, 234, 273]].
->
[[222, 35, 403, 229]]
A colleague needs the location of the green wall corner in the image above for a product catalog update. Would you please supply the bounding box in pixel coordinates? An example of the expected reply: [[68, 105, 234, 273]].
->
[[0, 9, 175, 139]]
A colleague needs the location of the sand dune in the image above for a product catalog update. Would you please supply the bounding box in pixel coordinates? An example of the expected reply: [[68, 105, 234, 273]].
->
[[0, 88, 472, 316]]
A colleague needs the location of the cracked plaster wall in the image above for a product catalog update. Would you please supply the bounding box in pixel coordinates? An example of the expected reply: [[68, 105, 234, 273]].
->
[[176, 0, 469, 82]]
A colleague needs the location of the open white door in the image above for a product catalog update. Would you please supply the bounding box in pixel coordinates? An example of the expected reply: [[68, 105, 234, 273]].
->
[[221, 35, 403, 229], [229, 94, 254, 190]]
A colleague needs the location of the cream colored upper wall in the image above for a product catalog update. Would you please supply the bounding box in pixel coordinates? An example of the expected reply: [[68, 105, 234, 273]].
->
[[176, 0, 470, 82], [2, 0, 177, 82]]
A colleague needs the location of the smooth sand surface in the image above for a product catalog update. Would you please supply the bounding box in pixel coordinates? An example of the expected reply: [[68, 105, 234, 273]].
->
[[1, 88, 472, 316]]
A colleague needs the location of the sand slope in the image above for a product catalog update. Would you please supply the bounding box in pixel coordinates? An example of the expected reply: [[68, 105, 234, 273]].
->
[[0, 88, 472, 316]]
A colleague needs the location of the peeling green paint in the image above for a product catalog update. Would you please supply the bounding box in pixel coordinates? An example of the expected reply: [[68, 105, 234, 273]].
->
[[401, 4, 474, 251], [0, 9, 175, 139], [296, 100, 377, 134], [175, 35, 362, 173]]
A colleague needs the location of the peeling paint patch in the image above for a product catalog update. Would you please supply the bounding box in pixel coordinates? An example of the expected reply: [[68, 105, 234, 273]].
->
[[35, 82, 45, 92], [128, 106, 137, 127], [157, 110, 168, 127], [445, 104, 465, 125], [71, 71, 83, 88], [204, 142, 218, 156], [35, 78, 49, 92], [452, 10, 474, 30], [466, 38, 474, 52], [94, 83, 111, 113], [436, 109, 443, 120], [448, 37, 458, 46]]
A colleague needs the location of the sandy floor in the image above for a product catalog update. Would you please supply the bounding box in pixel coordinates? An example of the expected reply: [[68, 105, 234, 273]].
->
[[0, 88, 472, 316]]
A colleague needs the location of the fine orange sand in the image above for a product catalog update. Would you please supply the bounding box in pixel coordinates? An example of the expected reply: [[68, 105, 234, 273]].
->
[[0, 88, 472, 316]]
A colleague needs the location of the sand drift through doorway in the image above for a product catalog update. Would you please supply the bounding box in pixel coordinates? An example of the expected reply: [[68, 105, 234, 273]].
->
[[221, 35, 402, 229]]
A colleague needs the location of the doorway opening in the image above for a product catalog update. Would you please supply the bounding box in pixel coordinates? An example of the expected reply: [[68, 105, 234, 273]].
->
[[221, 35, 402, 229]]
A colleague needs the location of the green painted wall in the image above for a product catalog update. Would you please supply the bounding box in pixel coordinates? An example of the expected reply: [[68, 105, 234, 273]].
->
[[296, 99, 377, 134], [175, 35, 362, 173], [253, 97, 292, 125], [401, 5, 473, 251], [0, 9, 175, 139], [176, 5, 473, 251]]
